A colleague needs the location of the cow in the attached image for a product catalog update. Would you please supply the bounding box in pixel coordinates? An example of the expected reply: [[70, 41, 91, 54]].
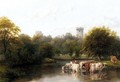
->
[[71, 63, 80, 73], [79, 60, 94, 73], [62, 60, 77, 72], [90, 62, 105, 74], [62, 63, 72, 71], [79, 61, 87, 70], [110, 55, 118, 63], [66, 60, 80, 73]]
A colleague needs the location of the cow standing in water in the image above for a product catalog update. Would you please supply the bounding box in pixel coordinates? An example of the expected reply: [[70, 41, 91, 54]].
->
[[62, 62, 72, 73], [79, 60, 94, 74], [62, 60, 80, 73], [71, 60, 80, 73], [89, 62, 105, 74], [79, 60, 106, 75]]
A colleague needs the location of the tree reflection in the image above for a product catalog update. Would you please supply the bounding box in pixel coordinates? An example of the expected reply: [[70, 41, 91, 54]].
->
[[0, 65, 120, 82], [1, 65, 42, 82]]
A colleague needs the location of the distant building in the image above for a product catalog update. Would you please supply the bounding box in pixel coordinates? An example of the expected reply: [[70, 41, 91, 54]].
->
[[76, 27, 84, 38]]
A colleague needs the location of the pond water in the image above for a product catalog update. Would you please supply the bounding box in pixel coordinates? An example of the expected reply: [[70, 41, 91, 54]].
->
[[1, 61, 120, 82]]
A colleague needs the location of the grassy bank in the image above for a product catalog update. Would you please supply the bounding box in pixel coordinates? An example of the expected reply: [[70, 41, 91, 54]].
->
[[101, 60, 120, 68]]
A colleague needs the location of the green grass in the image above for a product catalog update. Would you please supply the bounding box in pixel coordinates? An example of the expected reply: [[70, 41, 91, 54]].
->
[[101, 60, 120, 68], [42, 58, 56, 63]]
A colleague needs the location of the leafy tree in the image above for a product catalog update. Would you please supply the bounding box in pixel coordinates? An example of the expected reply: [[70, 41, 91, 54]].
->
[[62, 39, 75, 56], [51, 36, 64, 54], [51, 33, 82, 58], [6, 34, 34, 65], [39, 43, 54, 58], [110, 37, 120, 59], [19, 34, 31, 44], [0, 17, 20, 56], [32, 31, 43, 44], [83, 26, 116, 60], [32, 31, 53, 58], [74, 39, 82, 57], [64, 33, 74, 40], [18, 34, 39, 65]]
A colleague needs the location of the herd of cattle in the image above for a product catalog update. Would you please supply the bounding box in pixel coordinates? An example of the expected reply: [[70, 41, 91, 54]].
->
[[62, 60, 106, 74]]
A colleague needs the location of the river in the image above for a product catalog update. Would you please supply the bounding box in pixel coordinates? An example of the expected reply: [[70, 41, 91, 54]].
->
[[1, 61, 120, 82]]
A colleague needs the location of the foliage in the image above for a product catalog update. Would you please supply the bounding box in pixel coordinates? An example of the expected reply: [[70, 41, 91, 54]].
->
[[83, 26, 117, 60], [110, 37, 120, 59], [39, 43, 53, 58], [1, 17, 120, 66], [4, 32, 53, 65], [0, 17, 20, 56], [51, 33, 82, 57], [5, 34, 37, 65], [101, 60, 120, 68]]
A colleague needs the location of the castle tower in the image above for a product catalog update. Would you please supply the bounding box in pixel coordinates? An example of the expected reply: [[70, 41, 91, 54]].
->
[[76, 27, 84, 38]]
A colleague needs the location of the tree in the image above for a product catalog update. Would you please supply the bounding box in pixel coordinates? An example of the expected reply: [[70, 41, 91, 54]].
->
[[8, 34, 39, 65], [0, 17, 20, 56], [32, 31, 43, 43], [83, 26, 116, 60], [32, 31, 53, 58], [51, 36, 64, 54], [39, 43, 54, 58], [110, 36, 120, 59]]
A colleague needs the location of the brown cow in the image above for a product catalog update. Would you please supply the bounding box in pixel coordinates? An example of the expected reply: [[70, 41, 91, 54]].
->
[[110, 55, 118, 63]]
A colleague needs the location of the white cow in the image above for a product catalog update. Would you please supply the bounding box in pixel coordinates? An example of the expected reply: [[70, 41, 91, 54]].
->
[[90, 62, 105, 74], [62, 60, 80, 73], [71, 63, 80, 73], [62, 62, 72, 71]]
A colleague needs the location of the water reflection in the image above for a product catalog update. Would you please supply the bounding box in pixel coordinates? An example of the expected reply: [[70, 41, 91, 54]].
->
[[29, 67, 120, 82], [90, 72, 107, 80], [1, 64, 120, 82], [1, 65, 43, 82]]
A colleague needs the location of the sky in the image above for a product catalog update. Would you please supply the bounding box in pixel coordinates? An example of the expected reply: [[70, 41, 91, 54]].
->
[[0, 0, 120, 37]]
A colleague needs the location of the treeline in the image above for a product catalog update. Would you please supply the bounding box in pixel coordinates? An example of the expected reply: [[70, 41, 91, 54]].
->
[[1, 17, 120, 66], [0, 17, 82, 66]]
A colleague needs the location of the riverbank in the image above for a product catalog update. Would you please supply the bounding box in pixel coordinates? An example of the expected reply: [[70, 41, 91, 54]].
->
[[101, 60, 120, 69]]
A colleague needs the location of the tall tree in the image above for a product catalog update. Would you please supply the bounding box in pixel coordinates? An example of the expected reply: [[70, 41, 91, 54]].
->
[[83, 26, 116, 60], [0, 17, 20, 55]]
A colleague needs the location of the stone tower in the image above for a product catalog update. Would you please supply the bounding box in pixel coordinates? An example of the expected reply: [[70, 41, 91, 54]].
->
[[76, 27, 84, 38]]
